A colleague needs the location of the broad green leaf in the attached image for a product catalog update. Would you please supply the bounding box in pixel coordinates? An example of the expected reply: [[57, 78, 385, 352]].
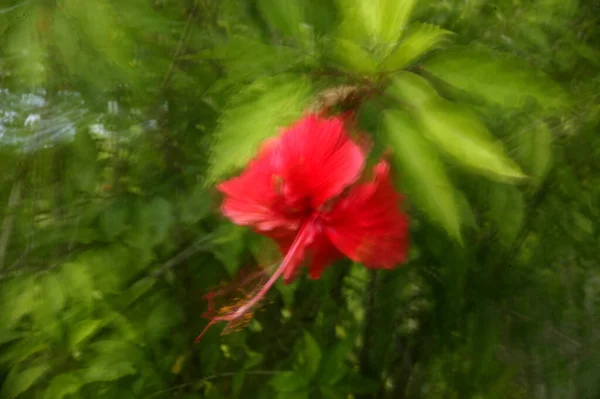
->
[[83, 355, 137, 383], [383, 110, 462, 241], [70, 319, 104, 353], [243, 350, 264, 369], [143, 197, 174, 245], [298, 331, 322, 379], [516, 121, 553, 189], [303, 0, 338, 34], [100, 199, 129, 241], [44, 373, 84, 399], [380, 23, 453, 71], [40, 272, 66, 316], [257, 0, 304, 41], [318, 338, 353, 385], [89, 340, 144, 365], [0, 339, 48, 365], [211, 38, 304, 85], [0, 276, 38, 331], [334, 39, 377, 74], [123, 277, 157, 306], [338, 0, 416, 46], [423, 46, 570, 110], [61, 262, 95, 311], [275, 278, 298, 308], [269, 371, 310, 392], [212, 224, 247, 278], [387, 71, 439, 106], [489, 185, 525, 246], [208, 76, 313, 182], [180, 184, 213, 225], [379, 0, 416, 44], [573, 212, 594, 235], [1, 364, 48, 397], [390, 73, 526, 181]]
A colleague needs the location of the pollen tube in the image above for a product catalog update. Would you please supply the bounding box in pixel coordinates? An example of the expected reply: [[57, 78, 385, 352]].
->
[[195, 217, 316, 343]]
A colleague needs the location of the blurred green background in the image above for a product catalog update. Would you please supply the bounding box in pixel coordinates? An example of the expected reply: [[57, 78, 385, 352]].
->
[[0, 0, 599, 398]]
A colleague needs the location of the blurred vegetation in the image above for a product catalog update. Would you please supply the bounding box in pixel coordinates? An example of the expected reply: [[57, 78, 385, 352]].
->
[[0, 0, 599, 398]]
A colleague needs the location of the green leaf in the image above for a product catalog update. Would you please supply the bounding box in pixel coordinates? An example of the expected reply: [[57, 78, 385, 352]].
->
[[243, 349, 265, 370], [0, 339, 48, 365], [489, 185, 525, 246], [1, 364, 49, 397], [388, 70, 439, 106], [0, 276, 38, 331], [257, 0, 304, 41], [334, 39, 377, 74], [44, 373, 84, 399], [123, 277, 157, 307], [301, 331, 322, 378], [143, 197, 174, 245], [212, 224, 247, 278], [423, 46, 570, 110], [180, 184, 213, 225], [338, 0, 416, 47], [390, 73, 526, 182], [40, 272, 66, 316], [83, 355, 137, 383], [69, 319, 104, 353], [211, 38, 303, 85], [100, 199, 129, 241], [208, 76, 313, 182], [298, 331, 322, 379], [516, 121, 553, 189], [318, 338, 352, 385], [380, 23, 453, 71], [382, 110, 462, 241], [573, 212, 594, 235], [270, 371, 310, 392], [61, 261, 95, 311]]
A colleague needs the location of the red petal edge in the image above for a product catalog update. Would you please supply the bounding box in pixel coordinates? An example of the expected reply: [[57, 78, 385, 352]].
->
[[325, 160, 409, 269]]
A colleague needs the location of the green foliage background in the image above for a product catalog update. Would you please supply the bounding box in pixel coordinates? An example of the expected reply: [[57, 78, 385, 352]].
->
[[0, 0, 599, 398]]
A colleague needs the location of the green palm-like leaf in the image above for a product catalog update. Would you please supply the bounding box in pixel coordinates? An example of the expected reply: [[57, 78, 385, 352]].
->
[[422, 46, 570, 110], [383, 110, 462, 242], [338, 0, 416, 45], [207, 76, 314, 182], [379, 23, 453, 71], [390, 72, 526, 182]]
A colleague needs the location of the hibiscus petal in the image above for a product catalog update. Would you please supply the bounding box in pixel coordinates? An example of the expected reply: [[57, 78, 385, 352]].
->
[[305, 235, 343, 280], [276, 114, 365, 208], [325, 161, 409, 269], [218, 143, 300, 232], [263, 224, 342, 283]]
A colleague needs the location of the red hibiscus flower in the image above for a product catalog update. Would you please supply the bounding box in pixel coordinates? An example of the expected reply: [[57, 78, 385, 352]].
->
[[195, 113, 409, 342]]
